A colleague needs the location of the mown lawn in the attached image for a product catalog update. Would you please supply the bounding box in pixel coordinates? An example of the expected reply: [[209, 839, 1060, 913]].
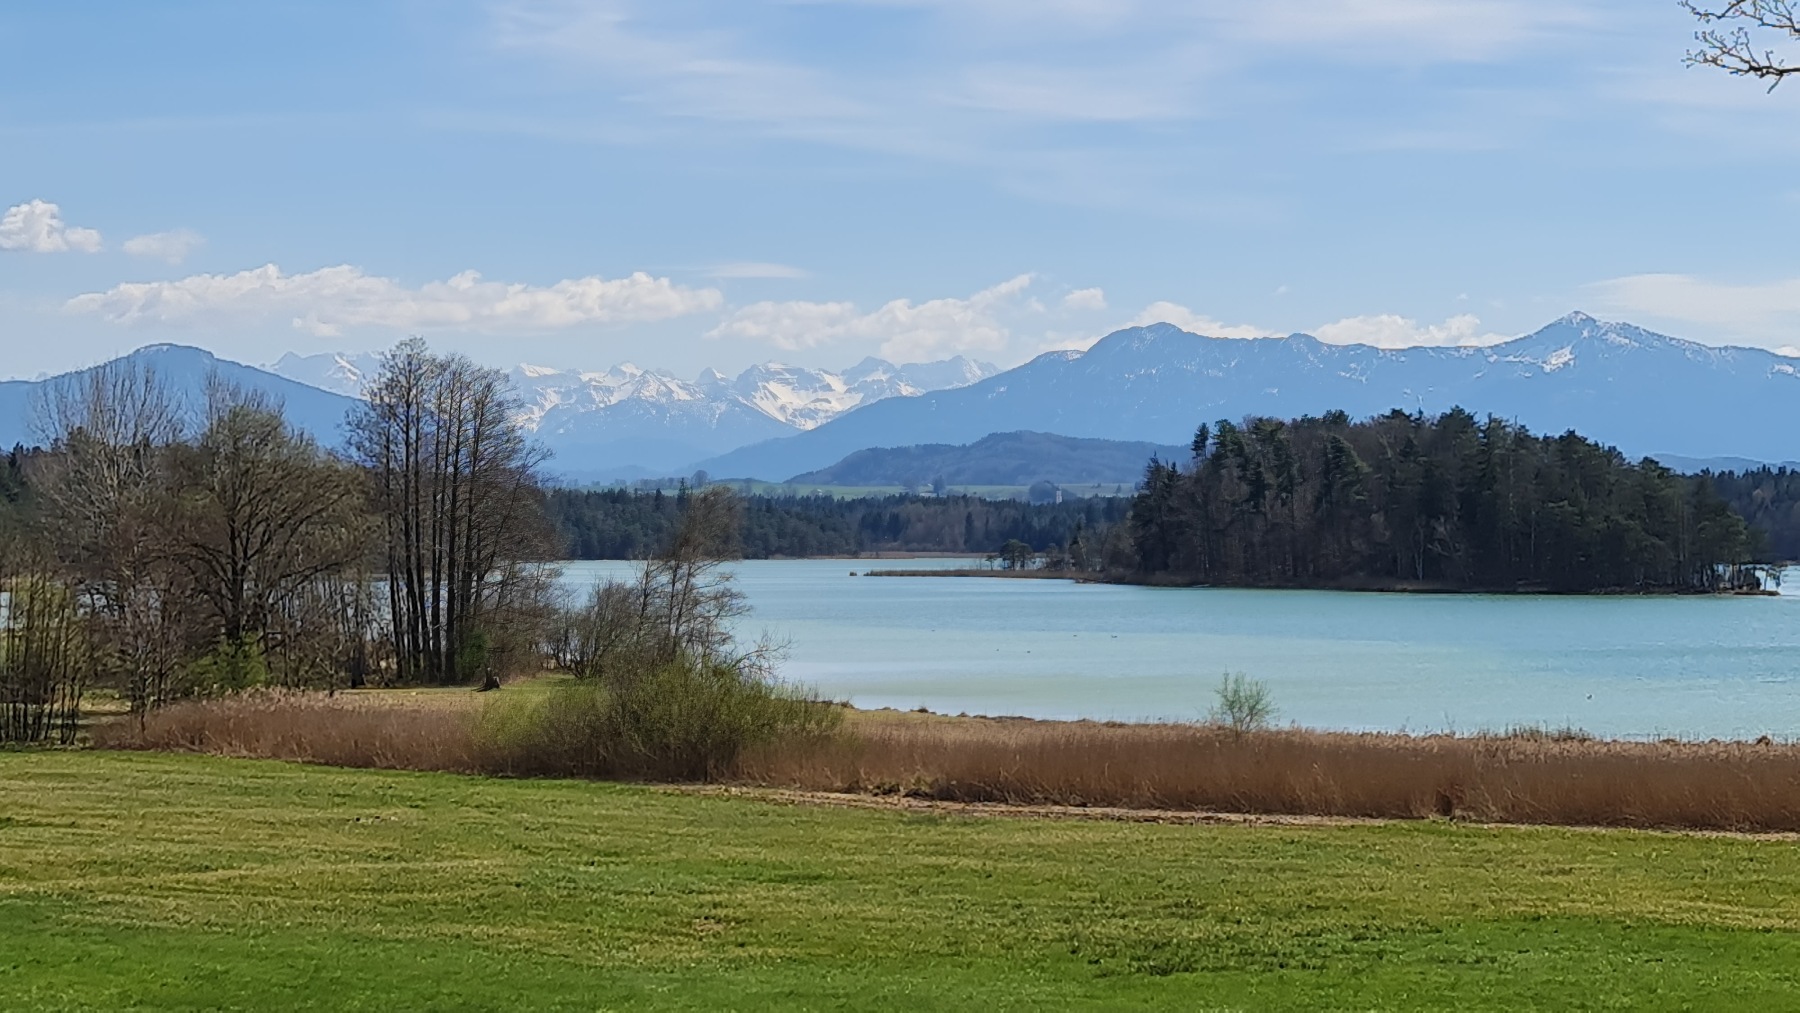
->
[[3, 752, 1800, 1010]]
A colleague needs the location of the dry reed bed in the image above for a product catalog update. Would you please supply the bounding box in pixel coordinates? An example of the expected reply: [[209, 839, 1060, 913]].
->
[[747, 714, 1800, 832], [95, 692, 1800, 833], [91, 691, 489, 773]]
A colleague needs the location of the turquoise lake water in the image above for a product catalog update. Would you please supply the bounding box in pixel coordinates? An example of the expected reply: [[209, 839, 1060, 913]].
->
[[560, 560, 1800, 740]]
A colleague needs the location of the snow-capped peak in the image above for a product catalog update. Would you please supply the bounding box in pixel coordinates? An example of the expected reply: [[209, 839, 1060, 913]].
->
[[269, 350, 380, 397], [269, 350, 1001, 439]]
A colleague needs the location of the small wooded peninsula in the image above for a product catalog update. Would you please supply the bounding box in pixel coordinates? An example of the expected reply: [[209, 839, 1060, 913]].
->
[[1128, 408, 1765, 593]]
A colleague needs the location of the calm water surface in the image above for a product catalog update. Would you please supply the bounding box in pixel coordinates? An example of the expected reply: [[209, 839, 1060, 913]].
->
[[561, 559, 1800, 740]]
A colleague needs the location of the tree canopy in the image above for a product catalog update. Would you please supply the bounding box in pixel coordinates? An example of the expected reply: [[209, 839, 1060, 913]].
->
[[1128, 409, 1764, 593]]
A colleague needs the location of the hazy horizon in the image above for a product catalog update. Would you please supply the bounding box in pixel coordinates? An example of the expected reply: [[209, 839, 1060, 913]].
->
[[15, 307, 1800, 387]]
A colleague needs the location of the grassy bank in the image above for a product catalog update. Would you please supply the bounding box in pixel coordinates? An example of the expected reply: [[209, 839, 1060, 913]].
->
[[96, 689, 1800, 833], [9, 750, 1800, 1009]]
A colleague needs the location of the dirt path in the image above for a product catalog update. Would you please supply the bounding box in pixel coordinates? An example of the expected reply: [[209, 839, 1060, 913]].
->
[[668, 785, 1800, 840], [669, 785, 1386, 828]]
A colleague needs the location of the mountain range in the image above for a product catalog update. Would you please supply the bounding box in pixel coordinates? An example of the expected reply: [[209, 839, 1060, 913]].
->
[[696, 313, 1800, 480], [6, 313, 1797, 487], [270, 351, 999, 479]]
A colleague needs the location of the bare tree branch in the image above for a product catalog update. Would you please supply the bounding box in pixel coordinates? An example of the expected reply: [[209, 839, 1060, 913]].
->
[[1685, 0, 1800, 89]]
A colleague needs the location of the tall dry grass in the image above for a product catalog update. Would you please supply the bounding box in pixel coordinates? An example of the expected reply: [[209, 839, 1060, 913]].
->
[[746, 713, 1800, 833], [96, 694, 1800, 833], [93, 675, 840, 783], [90, 690, 486, 773]]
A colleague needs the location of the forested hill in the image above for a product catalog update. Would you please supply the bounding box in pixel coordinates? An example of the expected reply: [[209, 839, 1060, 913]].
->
[[787, 431, 1182, 487], [1710, 468, 1800, 563], [545, 488, 1131, 560], [545, 430, 1800, 573], [1130, 409, 1767, 593]]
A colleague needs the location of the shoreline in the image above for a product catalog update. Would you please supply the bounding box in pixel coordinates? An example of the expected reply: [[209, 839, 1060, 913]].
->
[[858, 567, 1785, 597], [861, 567, 1092, 580]]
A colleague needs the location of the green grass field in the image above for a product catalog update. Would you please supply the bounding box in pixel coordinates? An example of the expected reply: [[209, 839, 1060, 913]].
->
[[5, 752, 1800, 1010]]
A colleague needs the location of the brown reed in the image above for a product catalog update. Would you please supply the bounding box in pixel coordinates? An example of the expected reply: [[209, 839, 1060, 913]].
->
[[91, 690, 487, 773], [94, 693, 1800, 833], [743, 712, 1800, 831]]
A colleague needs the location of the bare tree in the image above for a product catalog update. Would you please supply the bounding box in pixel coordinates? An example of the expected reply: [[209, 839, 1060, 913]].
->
[[348, 339, 553, 685], [30, 359, 184, 576], [647, 485, 746, 664], [167, 376, 371, 682], [1685, 1, 1800, 87], [8, 361, 398, 710], [562, 486, 778, 682], [0, 535, 92, 744], [29, 359, 189, 712]]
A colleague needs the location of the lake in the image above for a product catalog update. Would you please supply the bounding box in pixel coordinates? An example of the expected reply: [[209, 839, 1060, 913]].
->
[[560, 559, 1800, 741]]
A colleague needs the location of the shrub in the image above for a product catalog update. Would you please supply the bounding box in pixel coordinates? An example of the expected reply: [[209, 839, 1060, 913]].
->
[[186, 636, 271, 696], [1210, 672, 1275, 735], [478, 659, 841, 781], [492, 486, 842, 779]]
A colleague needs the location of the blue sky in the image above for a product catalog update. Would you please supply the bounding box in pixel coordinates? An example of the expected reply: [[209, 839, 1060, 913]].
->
[[5, 0, 1800, 379]]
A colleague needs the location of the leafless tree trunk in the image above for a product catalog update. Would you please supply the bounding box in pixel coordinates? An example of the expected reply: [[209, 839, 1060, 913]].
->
[[348, 339, 552, 686], [0, 533, 92, 744]]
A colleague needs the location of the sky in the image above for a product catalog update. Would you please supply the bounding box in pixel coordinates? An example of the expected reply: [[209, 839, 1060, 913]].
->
[[6, 0, 1800, 381]]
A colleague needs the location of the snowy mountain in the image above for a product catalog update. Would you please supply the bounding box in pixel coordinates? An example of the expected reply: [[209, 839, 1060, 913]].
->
[[0, 345, 359, 450], [695, 313, 1800, 481], [269, 350, 380, 398], [24, 314, 1792, 487], [270, 352, 1001, 478]]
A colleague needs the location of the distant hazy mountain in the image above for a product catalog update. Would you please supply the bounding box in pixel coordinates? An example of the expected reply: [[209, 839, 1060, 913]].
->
[[788, 431, 1184, 487], [1, 344, 359, 450], [269, 350, 380, 398], [696, 313, 1800, 481], [271, 351, 1000, 479]]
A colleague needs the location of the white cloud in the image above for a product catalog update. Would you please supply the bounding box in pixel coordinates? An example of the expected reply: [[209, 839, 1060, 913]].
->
[[122, 229, 205, 265], [1117, 301, 1510, 350], [67, 263, 724, 337], [1126, 301, 1275, 339], [0, 200, 103, 253], [706, 299, 860, 350], [1587, 272, 1800, 350], [1312, 312, 1508, 348], [1780, 345, 1800, 358], [1061, 287, 1107, 311], [707, 274, 1033, 360], [707, 261, 811, 279]]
